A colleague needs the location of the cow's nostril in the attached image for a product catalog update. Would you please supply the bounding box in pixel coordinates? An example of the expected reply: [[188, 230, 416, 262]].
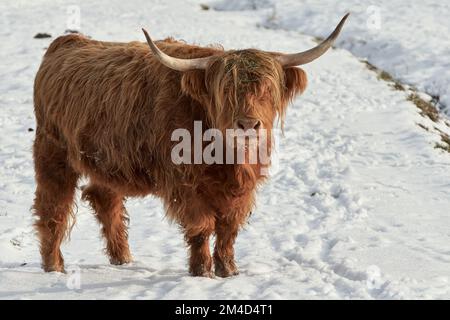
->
[[237, 119, 261, 130]]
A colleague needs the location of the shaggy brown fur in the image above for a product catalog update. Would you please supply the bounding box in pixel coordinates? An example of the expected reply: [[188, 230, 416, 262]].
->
[[33, 33, 307, 276]]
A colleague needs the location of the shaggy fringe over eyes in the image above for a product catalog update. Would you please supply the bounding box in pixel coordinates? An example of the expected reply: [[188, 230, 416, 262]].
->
[[204, 49, 286, 128]]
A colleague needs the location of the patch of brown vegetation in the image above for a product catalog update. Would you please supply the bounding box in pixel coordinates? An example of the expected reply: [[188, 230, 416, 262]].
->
[[361, 60, 405, 91], [432, 127, 450, 152], [435, 136, 450, 152], [407, 93, 440, 122], [417, 123, 429, 131]]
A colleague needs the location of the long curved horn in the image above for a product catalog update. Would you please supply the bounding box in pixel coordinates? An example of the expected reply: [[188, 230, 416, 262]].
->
[[142, 28, 212, 71], [277, 13, 350, 67]]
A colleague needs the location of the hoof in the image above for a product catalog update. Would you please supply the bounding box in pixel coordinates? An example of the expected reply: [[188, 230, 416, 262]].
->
[[189, 263, 213, 278], [215, 267, 239, 278], [214, 259, 239, 278], [109, 256, 132, 265], [191, 270, 214, 278], [42, 254, 65, 273], [43, 264, 65, 273]]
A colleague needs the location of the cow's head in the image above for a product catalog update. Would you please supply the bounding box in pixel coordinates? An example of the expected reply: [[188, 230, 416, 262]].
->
[[142, 14, 349, 136]]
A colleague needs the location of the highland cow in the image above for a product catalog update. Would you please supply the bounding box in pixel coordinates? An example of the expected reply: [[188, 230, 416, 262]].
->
[[32, 14, 349, 277]]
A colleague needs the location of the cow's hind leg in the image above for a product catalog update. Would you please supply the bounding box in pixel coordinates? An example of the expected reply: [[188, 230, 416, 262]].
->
[[33, 134, 79, 272], [82, 184, 131, 265]]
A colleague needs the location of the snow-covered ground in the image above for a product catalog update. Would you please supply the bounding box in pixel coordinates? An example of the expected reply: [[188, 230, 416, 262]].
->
[[0, 0, 449, 299]]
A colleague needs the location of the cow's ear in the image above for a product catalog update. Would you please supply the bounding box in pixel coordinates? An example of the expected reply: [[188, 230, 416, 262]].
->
[[283, 67, 307, 101], [181, 70, 208, 103]]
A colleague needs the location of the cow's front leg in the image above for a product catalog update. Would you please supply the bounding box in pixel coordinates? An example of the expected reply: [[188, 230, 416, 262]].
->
[[186, 230, 214, 277], [174, 197, 215, 277], [214, 217, 240, 278]]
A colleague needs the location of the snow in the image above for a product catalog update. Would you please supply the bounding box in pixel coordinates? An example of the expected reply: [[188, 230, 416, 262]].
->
[[0, 0, 449, 299]]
